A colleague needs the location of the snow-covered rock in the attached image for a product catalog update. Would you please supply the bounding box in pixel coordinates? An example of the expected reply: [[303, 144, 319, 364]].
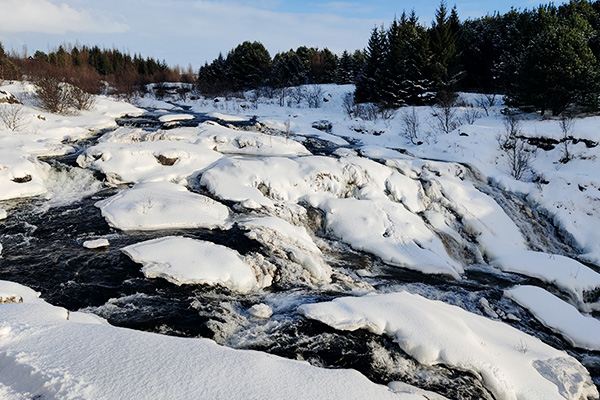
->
[[298, 291, 598, 400], [96, 181, 230, 231], [505, 285, 600, 351], [122, 236, 269, 293], [83, 239, 110, 249]]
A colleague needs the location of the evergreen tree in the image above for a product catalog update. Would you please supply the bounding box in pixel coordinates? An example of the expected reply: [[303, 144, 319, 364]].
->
[[505, 6, 600, 115], [354, 25, 387, 103], [428, 1, 462, 93], [226, 41, 271, 91], [271, 51, 307, 87], [335, 50, 355, 84], [380, 11, 434, 107], [351, 50, 366, 79]]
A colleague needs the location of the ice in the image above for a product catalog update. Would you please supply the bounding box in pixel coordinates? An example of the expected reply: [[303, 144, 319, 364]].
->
[[0, 280, 420, 400], [298, 291, 598, 400], [505, 285, 600, 351], [0, 209, 7, 220], [96, 181, 230, 231], [122, 236, 268, 293], [493, 250, 600, 309]]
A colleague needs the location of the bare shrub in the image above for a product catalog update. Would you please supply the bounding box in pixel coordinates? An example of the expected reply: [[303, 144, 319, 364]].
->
[[290, 86, 305, 105], [354, 103, 379, 121], [462, 106, 482, 125], [430, 93, 460, 134], [342, 92, 355, 117], [275, 87, 289, 107], [475, 93, 497, 116], [306, 85, 324, 108], [0, 103, 28, 131], [558, 113, 576, 163], [70, 86, 96, 111], [497, 111, 536, 180], [400, 107, 420, 144], [33, 76, 72, 114]]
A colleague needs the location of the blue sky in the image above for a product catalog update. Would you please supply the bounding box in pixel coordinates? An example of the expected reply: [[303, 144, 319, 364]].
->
[[0, 0, 566, 68]]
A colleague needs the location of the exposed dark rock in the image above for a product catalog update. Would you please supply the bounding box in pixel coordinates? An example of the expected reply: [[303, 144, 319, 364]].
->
[[12, 174, 32, 183], [312, 120, 333, 132], [155, 155, 179, 166]]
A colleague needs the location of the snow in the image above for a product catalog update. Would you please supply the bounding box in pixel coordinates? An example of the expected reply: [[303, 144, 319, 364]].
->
[[505, 285, 600, 351], [122, 236, 268, 293], [0, 82, 142, 201], [493, 250, 600, 309], [239, 216, 332, 283], [83, 239, 110, 249], [248, 303, 273, 319], [298, 291, 598, 400], [77, 140, 223, 185], [2, 81, 600, 399], [157, 113, 194, 122], [0, 280, 414, 400], [95, 181, 230, 231]]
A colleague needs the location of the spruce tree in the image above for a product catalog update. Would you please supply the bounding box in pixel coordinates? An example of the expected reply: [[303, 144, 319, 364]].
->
[[354, 25, 387, 103], [335, 50, 355, 84], [428, 1, 461, 94]]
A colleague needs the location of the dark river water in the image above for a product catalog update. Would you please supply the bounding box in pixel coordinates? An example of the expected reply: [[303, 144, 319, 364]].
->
[[0, 111, 598, 398]]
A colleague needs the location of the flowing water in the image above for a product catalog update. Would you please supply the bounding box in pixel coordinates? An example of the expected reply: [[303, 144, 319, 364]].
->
[[0, 110, 598, 398]]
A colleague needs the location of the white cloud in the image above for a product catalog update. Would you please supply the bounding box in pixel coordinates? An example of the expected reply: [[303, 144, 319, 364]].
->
[[0, 0, 128, 34]]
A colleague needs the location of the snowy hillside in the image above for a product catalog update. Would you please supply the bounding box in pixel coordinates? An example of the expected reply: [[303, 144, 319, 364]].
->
[[0, 82, 599, 399]]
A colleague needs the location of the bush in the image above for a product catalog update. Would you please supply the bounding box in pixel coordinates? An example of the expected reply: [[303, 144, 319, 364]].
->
[[34, 76, 72, 114]]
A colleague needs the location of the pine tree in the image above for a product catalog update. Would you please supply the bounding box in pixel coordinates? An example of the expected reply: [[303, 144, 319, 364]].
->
[[226, 41, 271, 91]]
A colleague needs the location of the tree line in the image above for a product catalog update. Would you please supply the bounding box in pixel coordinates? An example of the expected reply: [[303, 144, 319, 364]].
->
[[0, 43, 195, 99], [197, 0, 600, 116], [2, 0, 600, 116]]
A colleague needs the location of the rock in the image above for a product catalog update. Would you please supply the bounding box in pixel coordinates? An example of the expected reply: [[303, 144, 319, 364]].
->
[[311, 120, 333, 133], [249, 303, 273, 319]]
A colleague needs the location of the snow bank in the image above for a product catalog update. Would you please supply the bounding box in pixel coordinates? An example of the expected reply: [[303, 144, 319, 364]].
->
[[0, 280, 416, 400], [122, 236, 267, 293], [506, 285, 600, 351], [0, 152, 48, 200], [96, 181, 230, 231], [158, 113, 194, 122], [298, 291, 598, 400], [493, 250, 600, 308]]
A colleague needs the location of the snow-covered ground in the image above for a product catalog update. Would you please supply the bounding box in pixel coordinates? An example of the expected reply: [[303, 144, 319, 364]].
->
[[1, 81, 600, 399]]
